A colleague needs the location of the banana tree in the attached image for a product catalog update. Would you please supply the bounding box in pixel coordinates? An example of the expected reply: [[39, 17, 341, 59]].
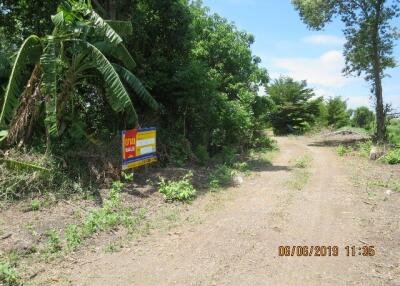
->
[[0, 0, 158, 148]]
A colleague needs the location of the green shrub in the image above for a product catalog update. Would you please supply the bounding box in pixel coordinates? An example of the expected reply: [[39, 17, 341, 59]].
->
[[158, 172, 196, 202], [222, 146, 237, 165], [45, 229, 62, 254], [65, 224, 82, 250], [30, 199, 41, 211], [356, 140, 373, 157], [381, 148, 400, 165], [0, 262, 19, 286], [388, 119, 400, 147], [194, 145, 209, 165], [293, 156, 311, 168], [208, 165, 237, 190], [337, 145, 351, 156]]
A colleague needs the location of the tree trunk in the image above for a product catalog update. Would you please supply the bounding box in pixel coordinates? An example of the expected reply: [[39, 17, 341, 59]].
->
[[372, 0, 386, 144], [374, 74, 385, 144]]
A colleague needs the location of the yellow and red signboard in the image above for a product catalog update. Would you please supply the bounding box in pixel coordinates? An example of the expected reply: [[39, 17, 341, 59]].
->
[[122, 128, 157, 170]]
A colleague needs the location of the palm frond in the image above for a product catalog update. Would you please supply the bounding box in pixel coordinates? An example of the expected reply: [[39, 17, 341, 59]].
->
[[0, 53, 10, 79], [41, 36, 58, 136], [0, 158, 50, 173], [105, 20, 133, 37], [0, 130, 8, 142], [113, 64, 159, 111], [51, 11, 65, 27], [69, 40, 138, 125], [0, 35, 42, 128], [94, 41, 136, 71], [86, 10, 123, 45]]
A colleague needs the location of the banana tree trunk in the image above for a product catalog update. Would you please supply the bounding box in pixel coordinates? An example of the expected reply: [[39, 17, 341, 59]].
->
[[7, 65, 42, 145]]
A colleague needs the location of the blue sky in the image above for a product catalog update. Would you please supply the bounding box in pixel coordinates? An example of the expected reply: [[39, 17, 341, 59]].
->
[[202, 0, 400, 111]]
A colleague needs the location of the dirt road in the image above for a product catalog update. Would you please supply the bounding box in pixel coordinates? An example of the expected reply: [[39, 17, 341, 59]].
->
[[49, 136, 400, 286]]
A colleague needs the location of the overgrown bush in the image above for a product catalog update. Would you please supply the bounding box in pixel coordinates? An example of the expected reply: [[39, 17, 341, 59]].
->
[[0, 261, 18, 286], [158, 172, 196, 202], [337, 145, 351, 156], [388, 119, 400, 147], [381, 148, 400, 165], [208, 165, 237, 190]]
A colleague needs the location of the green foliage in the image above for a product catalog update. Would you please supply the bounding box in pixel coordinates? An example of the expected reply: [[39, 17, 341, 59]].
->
[[352, 107, 375, 130], [293, 156, 311, 169], [158, 172, 196, 202], [326, 97, 350, 128], [337, 145, 351, 157], [208, 165, 237, 190], [388, 119, 400, 147], [356, 140, 373, 158], [65, 181, 145, 250], [30, 199, 41, 211], [0, 261, 19, 286], [0, 0, 158, 144], [292, 0, 399, 142], [44, 229, 62, 254], [267, 77, 322, 135], [381, 148, 400, 165], [194, 145, 209, 166], [0, 35, 42, 127]]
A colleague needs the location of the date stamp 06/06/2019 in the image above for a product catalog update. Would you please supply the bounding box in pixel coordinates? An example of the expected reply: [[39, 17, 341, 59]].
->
[[278, 245, 376, 257]]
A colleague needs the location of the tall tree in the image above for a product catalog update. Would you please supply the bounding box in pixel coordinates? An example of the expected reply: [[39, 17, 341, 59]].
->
[[267, 77, 321, 135], [292, 0, 400, 143]]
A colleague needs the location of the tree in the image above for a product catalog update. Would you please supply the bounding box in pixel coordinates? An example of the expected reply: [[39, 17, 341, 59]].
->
[[292, 0, 400, 143], [352, 106, 375, 129], [325, 96, 350, 128], [0, 0, 158, 147], [267, 77, 321, 135]]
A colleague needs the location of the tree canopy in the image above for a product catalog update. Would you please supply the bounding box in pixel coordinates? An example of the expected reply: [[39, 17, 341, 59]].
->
[[292, 0, 400, 143]]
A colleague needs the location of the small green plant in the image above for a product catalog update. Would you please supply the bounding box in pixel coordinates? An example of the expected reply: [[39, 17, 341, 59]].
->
[[293, 156, 311, 168], [121, 171, 134, 182], [356, 140, 373, 157], [158, 172, 196, 202], [208, 164, 237, 190], [64, 181, 146, 250], [194, 145, 209, 165], [104, 241, 122, 253], [381, 148, 400, 165], [337, 145, 351, 156], [65, 224, 82, 250], [30, 199, 41, 211], [0, 261, 19, 286], [45, 229, 62, 253]]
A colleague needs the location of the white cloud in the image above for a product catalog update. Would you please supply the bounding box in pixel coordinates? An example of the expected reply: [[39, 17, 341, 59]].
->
[[273, 50, 353, 87], [302, 35, 345, 45]]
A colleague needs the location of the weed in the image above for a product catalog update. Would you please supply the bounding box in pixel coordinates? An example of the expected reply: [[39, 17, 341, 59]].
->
[[45, 229, 62, 254], [64, 182, 146, 250], [0, 261, 19, 286], [30, 199, 41, 211], [208, 165, 237, 190], [194, 145, 209, 166], [293, 155, 311, 168], [287, 170, 310, 191], [356, 140, 373, 157], [104, 241, 122, 253], [121, 171, 134, 182], [368, 177, 400, 193], [337, 145, 351, 156], [380, 148, 400, 165], [158, 172, 196, 202]]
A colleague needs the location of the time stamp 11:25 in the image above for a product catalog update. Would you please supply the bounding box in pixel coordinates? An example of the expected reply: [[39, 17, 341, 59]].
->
[[278, 245, 375, 257]]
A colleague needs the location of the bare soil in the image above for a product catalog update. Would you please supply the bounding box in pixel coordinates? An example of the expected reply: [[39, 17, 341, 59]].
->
[[3, 135, 400, 285]]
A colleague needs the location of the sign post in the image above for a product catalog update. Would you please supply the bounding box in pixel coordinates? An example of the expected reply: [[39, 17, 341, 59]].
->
[[122, 128, 157, 170]]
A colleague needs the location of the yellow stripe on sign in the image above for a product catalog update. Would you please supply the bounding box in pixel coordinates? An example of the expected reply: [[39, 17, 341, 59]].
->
[[137, 131, 156, 140], [122, 157, 157, 170]]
